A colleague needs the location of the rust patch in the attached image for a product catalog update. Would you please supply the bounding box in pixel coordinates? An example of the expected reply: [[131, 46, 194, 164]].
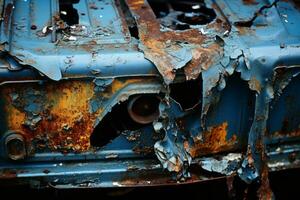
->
[[248, 77, 262, 93], [186, 122, 237, 158], [115, 0, 131, 41], [243, 0, 259, 5], [184, 43, 222, 80], [257, 157, 274, 200], [133, 146, 154, 155], [118, 164, 224, 187], [273, 127, 300, 138], [270, 119, 300, 138], [126, 0, 223, 84], [3, 3, 13, 35], [246, 145, 255, 167], [0, 169, 27, 179], [116, 172, 178, 187], [0, 169, 17, 179], [206, 17, 231, 34], [236, 26, 255, 35], [2, 81, 95, 153], [123, 130, 142, 142], [1, 78, 150, 153]]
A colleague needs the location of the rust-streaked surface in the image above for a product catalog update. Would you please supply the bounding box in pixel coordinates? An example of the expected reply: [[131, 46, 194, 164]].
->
[[1, 78, 152, 153], [117, 166, 225, 187], [272, 127, 300, 138], [186, 122, 238, 158], [0, 0, 300, 196], [243, 0, 259, 5], [126, 0, 224, 83], [3, 3, 13, 35]]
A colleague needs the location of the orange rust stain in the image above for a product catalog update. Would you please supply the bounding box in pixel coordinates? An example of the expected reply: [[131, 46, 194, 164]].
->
[[257, 152, 273, 200], [184, 43, 222, 80], [101, 78, 150, 100], [187, 122, 237, 158], [273, 128, 300, 138], [126, 0, 223, 82], [270, 119, 300, 138], [173, 157, 182, 173], [5, 105, 26, 132], [236, 27, 248, 35], [246, 145, 255, 167], [2, 81, 95, 152], [1, 78, 150, 153], [206, 17, 230, 34], [235, 25, 256, 36], [255, 136, 273, 199], [248, 77, 261, 93], [40, 81, 95, 152], [109, 79, 142, 95]]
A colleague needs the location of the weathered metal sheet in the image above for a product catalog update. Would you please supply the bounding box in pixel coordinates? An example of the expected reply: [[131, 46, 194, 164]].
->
[[0, 0, 300, 199], [0, 0, 136, 80], [126, 0, 224, 84], [1, 77, 162, 153]]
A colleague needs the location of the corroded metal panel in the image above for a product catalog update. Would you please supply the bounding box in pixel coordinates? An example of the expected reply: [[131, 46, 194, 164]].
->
[[0, 0, 300, 199]]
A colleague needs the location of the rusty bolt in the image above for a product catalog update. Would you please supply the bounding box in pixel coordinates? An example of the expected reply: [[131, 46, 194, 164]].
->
[[5, 133, 27, 161]]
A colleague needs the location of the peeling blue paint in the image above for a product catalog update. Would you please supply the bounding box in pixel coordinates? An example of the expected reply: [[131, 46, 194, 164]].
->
[[0, 0, 299, 196]]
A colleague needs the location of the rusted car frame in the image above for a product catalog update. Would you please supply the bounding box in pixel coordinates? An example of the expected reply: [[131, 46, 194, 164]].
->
[[0, 0, 300, 198]]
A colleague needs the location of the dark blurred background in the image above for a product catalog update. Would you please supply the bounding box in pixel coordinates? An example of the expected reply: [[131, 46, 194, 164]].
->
[[1, 168, 299, 200]]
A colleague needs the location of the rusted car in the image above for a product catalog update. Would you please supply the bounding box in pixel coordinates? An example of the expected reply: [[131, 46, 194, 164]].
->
[[0, 0, 300, 198]]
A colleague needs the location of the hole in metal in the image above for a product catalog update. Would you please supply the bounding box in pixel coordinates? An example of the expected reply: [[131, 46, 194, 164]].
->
[[148, 0, 216, 30], [127, 95, 160, 124], [120, 0, 139, 39], [170, 75, 202, 110], [268, 75, 300, 136], [59, 0, 79, 26], [5, 133, 26, 160], [128, 26, 139, 39], [90, 94, 160, 147]]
